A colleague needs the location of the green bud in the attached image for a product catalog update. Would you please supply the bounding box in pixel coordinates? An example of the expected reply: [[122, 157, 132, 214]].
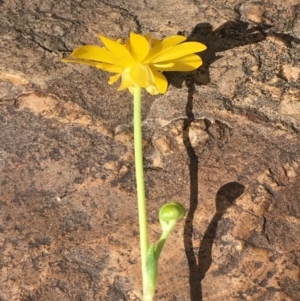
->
[[159, 202, 185, 222], [159, 202, 186, 233], [155, 202, 186, 259]]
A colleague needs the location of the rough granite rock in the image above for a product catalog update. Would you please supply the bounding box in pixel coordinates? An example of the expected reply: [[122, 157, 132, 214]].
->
[[1, 0, 300, 300]]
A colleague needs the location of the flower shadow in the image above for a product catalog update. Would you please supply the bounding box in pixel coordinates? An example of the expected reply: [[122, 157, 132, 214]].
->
[[169, 21, 300, 300], [167, 20, 300, 88], [179, 20, 268, 301], [166, 21, 273, 88]]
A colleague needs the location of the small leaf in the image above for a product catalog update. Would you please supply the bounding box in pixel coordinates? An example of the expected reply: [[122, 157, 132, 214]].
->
[[145, 244, 158, 299]]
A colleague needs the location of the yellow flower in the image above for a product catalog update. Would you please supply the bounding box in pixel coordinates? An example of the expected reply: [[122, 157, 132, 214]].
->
[[61, 32, 206, 95]]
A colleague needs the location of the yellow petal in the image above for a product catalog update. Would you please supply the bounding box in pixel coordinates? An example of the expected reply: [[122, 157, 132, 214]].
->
[[152, 54, 203, 71], [151, 62, 175, 69], [145, 33, 161, 48], [117, 68, 133, 91], [99, 35, 135, 66], [61, 57, 103, 67], [150, 42, 207, 64], [128, 86, 135, 94], [71, 45, 122, 65], [145, 33, 160, 45], [151, 38, 161, 47], [129, 32, 150, 62], [125, 38, 131, 51], [150, 67, 168, 94], [146, 85, 159, 95], [144, 35, 187, 62], [95, 63, 124, 73], [129, 64, 155, 88], [108, 73, 122, 85]]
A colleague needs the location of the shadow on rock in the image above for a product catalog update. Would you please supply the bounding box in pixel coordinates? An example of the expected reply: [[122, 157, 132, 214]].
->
[[167, 20, 300, 88], [178, 20, 300, 301], [181, 57, 246, 299], [184, 180, 245, 301], [198, 182, 245, 286]]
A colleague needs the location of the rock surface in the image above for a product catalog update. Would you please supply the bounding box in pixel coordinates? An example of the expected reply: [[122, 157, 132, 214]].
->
[[1, 0, 300, 300]]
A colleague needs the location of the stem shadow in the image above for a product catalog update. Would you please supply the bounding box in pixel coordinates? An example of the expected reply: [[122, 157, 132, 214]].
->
[[182, 75, 245, 301], [177, 21, 268, 301], [182, 93, 245, 298]]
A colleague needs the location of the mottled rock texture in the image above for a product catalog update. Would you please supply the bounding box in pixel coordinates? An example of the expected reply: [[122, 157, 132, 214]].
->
[[1, 0, 300, 300]]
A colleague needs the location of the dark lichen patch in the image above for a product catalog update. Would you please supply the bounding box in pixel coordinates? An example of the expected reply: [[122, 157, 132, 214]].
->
[[29, 236, 52, 248], [106, 276, 134, 301], [217, 255, 241, 276], [216, 217, 236, 238], [60, 211, 92, 233], [279, 277, 300, 300], [246, 231, 272, 250], [282, 177, 300, 219], [49, 147, 63, 161], [265, 217, 300, 252]]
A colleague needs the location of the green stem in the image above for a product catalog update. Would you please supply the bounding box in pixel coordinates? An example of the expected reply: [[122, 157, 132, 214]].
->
[[155, 225, 175, 259], [155, 231, 168, 259], [133, 86, 149, 300]]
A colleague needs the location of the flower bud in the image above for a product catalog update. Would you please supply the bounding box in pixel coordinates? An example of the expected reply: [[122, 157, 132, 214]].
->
[[159, 202, 186, 233], [159, 202, 185, 222]]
